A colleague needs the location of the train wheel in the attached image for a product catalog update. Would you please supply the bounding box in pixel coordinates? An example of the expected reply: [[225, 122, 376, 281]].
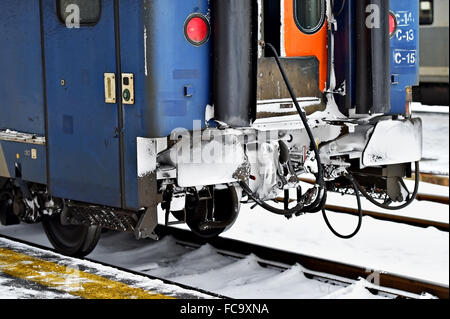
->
[[0, 191, 20, 226], [185, 186, 240, 239], [42, 212, 102, 257]]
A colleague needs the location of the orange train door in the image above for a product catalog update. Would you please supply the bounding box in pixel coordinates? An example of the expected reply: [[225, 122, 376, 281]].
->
[[283, 0, 328, 92]]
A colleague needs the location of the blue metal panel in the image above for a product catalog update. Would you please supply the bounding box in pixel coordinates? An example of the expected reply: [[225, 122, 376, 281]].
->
[[390, 0, 420, 114], [43, 0, 121, 207], [334, 0, 356, 113], [143, 0, 212, 138], [118, 0, 146, 209], [0, 0, 45, 135], [0, 141, 46, 184], [120, 0, 212, 209]]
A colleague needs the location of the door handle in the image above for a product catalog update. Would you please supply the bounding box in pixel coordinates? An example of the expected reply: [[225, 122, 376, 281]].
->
[[104, 73, 116, 104]]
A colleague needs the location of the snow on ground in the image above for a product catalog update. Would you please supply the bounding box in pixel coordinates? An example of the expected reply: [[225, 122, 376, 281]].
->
[[221, 197, 449, 286], [0, 276, 77, 299], [411, 103, 449, 114], [413, 107, 449, 176], [0, 236, 213, 299], [325, 180, 449, 224], [413, 179, 449, 197], [0, 224, 393, 299]]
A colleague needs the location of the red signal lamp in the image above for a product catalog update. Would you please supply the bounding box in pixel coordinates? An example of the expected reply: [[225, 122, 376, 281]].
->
[[184, 14, 210, 46]]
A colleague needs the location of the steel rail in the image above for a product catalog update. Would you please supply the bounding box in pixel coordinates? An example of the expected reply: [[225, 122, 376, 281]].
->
[[324, 204, 449, 232], [276, 197, 450, 232], [298, 177, 449, 205], [276, 197, 449, 232], [411, 173, 449, 187], [416, 193, 449, 205]]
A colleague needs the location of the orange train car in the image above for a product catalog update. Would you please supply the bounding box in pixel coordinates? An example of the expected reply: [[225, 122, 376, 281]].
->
[[283, 0, 328, 92]]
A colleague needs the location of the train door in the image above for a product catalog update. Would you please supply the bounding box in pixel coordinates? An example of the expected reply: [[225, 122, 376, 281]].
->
[[42, 0, 122, 207]]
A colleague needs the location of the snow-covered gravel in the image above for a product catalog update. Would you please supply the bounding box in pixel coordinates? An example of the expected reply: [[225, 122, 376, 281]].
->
[[0, 225, 395, 299]]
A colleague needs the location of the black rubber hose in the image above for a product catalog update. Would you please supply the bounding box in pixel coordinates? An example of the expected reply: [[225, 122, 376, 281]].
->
[[240, 182, 305, 216], [265, 43, 326, 213], [353, 161, 420, 211], [264, 43, 325, 189], [239, 43, 326, 216], [322, 175, 363, 239]]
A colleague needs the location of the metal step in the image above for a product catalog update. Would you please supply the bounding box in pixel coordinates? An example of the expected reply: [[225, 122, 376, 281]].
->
[[66, 203, 138, 233]]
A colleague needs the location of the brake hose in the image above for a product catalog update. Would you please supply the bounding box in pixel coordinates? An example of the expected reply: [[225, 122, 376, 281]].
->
[[353, 161, 420, 211], [322, 161, 420, 237], [322, 161, 419, 238], [239, 43, 326, 216], [322, 175, 363, 239]]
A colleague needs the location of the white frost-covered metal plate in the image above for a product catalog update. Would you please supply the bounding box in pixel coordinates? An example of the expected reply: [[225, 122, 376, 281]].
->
[[363, 118, 423, 166]]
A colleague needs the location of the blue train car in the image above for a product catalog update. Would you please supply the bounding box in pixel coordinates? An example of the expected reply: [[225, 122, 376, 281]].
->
[[390, 0, 420, 114], [333, 0, 420, 115], [1, 0, 423, 256]]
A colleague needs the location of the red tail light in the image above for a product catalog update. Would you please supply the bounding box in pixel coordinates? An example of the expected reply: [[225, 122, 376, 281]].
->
[[389, 11, 398, 38], [184, 14, 210, 46]]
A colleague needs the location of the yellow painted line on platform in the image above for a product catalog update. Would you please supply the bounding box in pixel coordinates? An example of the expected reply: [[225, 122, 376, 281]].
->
[[0, 247, 175, 299]]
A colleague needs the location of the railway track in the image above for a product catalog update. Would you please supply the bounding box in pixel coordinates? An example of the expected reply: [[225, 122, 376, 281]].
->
[[274, 197, 449, 232], [1, 225, 448, 299], [154, 226, 449, 299], [291, 176, 450, 231], [416, 193, 449, 205], [412, 174, 449, 187], [323, 204, 449, 232], [298, 177, 449, 206]]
